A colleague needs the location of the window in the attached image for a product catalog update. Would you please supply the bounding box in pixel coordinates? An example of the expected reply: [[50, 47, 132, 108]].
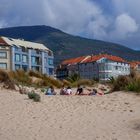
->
[[49, 68, 54, 75], [105, 73, 108, 78], [0, 52, 7, 58], [22, 65, 28, 71], [45, 58, 47, 64], [31, 66, 39, 71], [100, 65, 105, 71], [15, 54, 20, 62], [48, 58, 53, 65], [22, 55, 27, 63], [108, 65, 112, 70], [15, 64, 20, 70], [31, 57, 36, 64], [115, 66, 118, 70], [0, 63, 7, 69], [105, 65, 108, 70]]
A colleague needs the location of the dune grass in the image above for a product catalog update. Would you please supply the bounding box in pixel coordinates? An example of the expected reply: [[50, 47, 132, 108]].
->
[[0, 70, 15, 89], [111, 70, 140, 93]]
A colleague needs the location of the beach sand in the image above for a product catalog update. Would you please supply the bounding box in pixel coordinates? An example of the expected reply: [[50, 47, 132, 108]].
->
[[0, 89, 140, 140]]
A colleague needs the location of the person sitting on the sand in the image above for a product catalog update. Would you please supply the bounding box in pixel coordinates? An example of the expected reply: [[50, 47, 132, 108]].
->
[[65, 86, 72, 95], [89, 89, 97, 95], [76, 85, 83, 95], [60, 85, 66, 95], [45, 86, 56, 95]]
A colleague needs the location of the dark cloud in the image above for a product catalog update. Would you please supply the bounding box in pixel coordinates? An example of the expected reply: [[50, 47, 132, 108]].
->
[[0, 0, 139, 49]]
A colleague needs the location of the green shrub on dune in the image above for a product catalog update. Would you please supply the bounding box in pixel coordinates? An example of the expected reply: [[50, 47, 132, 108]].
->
[[67, 73, 80, 83], [112, 71, 140, 93], [28, 91, 41, 102], [126, 79, 140, 93], [113, 75, 131, 91]]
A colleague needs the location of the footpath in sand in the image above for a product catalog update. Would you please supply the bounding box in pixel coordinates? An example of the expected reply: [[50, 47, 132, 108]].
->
[[0, 89, 140, 140]]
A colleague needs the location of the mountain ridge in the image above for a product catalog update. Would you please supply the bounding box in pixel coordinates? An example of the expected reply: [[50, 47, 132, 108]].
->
[[0, 25, 139, 65]]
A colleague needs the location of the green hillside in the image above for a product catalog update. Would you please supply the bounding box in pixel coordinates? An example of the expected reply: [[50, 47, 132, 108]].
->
[[0, 25, 139, 65]]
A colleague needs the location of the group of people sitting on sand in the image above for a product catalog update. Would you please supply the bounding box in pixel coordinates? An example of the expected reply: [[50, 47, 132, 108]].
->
[[45, 84, 102, 96]]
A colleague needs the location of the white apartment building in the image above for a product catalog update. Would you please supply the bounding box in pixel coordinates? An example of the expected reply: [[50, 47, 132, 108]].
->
[[57, 54, 130, 81]]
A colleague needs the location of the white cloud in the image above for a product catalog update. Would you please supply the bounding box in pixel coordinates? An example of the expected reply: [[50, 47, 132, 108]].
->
[[87, 16, 109, 39], [0, 0, 139, 49], [42, 0, 103, 35], [41, 0, 139, 42], [110, 14, 138, 40]]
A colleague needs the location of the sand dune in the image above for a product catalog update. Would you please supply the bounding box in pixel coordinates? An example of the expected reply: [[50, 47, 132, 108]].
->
[[0, 89, 140, 140]]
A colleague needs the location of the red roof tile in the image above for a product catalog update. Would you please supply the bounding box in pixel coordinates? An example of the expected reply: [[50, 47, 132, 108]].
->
[[62, 56, 88, 65], [61, 54, 127, 65], [83, 54, 126, 63], [130, 61, 140, 68]]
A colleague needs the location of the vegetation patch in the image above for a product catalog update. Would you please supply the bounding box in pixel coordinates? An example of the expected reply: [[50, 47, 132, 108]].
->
[[0, 70, 15, 89], [28, 91, 41, 102], [111, 70, 140, 93], [9, 70, 32, 86]]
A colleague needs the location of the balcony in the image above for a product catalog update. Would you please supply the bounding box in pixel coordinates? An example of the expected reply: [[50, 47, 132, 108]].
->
[[31, 56, 42, 65]]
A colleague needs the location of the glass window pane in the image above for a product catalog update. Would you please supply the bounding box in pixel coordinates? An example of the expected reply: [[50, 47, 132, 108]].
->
[[15, 54, 20, 62], [48, 58, 53, 65], [15, 64, 20, 70], [0, 63, 7, 69], [0, 52, 7, 58], [22, 55, 27, 63]]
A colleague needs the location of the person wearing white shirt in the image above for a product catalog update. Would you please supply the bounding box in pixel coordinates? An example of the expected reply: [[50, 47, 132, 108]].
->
[[66, 86, 72, 95]]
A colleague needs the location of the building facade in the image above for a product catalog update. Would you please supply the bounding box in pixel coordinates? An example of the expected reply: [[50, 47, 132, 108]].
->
[[79, 55, 130, 81], [57, 54, 130, 81], [56, 56, 89, 79], [0, 36, 54, 75]]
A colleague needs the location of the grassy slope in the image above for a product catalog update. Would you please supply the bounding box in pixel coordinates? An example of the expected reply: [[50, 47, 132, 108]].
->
[[0, 25, 140, 65]]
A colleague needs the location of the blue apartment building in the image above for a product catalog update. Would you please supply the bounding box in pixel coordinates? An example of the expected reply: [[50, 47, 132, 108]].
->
[[0, 36, 54, 75]]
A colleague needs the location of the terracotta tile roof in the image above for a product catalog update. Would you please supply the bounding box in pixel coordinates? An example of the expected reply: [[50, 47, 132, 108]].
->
[[0, 37, 9, 46], [130, 61, 140, 68], [83, 54, 126, 63], [62, 56, 89, 65], [61, 54, 127, 65]]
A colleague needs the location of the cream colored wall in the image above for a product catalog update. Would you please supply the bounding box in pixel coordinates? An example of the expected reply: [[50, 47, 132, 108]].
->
[[0, 46, 11, 71]]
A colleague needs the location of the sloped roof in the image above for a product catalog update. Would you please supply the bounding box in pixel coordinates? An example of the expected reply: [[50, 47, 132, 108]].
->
[[130, 61, 140, 68], [62, 56, 90, 65], [62, 54, 127, 65], [0, 36, 50, 51], [0, 37, 9, 46], [83, 54, 126, 63]]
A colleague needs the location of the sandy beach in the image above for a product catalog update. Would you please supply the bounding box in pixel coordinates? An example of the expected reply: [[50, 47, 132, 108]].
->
[[0, 89, 140, 140]]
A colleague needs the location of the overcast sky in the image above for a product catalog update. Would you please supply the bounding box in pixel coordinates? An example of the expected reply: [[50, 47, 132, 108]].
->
[[0, 0, 140, 50]]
